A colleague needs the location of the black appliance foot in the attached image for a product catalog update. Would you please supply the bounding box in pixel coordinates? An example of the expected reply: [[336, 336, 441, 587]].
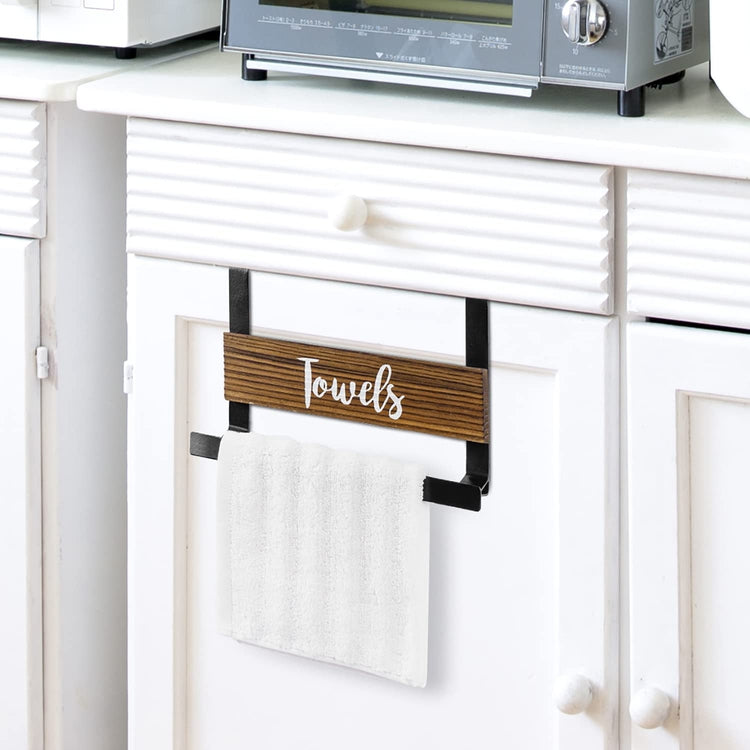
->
[[648, 70, 686, 89], [242, 53, 267, 81], [618, 86, 645, 117], [115, 47, 137, 60]]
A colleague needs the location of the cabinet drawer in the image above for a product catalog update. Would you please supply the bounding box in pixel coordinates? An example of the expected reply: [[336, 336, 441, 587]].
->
[[0, 100, 46, 239], [127, 118, 613, 314], [627, 169, 750, 329]]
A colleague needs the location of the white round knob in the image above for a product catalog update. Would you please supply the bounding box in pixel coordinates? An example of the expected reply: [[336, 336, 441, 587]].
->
[[327, 193, 368, 232], [554, 674, 594, 714], [630, 686, 671, 729]]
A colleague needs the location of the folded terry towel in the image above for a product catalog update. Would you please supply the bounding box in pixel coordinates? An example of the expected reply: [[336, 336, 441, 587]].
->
[[216, 431, 430, 687]]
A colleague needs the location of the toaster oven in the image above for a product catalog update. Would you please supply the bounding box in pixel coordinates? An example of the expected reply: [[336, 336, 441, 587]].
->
[[0, 0, 221, 55], [222, 0, 709, 115]]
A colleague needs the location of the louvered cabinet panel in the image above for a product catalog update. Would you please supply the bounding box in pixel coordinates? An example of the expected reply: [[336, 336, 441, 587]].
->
[[0, 100, 46, 239], [126, 118, 613, 315], [627, 169, 750, 329]]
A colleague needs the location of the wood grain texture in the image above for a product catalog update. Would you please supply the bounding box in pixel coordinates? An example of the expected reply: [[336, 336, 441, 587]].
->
[[224, 333, 489, 443]]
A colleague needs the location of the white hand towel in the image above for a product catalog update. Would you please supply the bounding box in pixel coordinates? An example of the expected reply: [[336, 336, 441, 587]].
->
[[216, 431, 430, 687]]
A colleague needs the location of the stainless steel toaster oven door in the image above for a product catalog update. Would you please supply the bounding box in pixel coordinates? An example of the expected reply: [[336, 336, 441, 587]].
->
[[223, 0, 545, 84]]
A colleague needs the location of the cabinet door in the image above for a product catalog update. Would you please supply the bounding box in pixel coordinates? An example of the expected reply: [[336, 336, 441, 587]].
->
[[629, 322, 750, 750], [128, 255, 618, 750], [0, 237, 42, 750]]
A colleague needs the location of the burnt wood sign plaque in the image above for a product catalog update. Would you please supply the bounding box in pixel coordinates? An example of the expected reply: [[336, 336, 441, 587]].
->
[[223, 333, 489, 443]]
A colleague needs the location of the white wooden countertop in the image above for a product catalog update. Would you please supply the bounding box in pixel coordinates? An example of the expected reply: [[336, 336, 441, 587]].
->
[[0, 37, 215, 103], [76, 48, 750, 179]]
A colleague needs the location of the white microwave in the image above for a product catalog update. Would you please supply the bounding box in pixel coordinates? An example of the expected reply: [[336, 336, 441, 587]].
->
[[0, 0, 221, 55]]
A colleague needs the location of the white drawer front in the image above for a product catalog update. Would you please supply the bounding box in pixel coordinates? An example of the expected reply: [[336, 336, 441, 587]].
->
[[628, 169, 750, 329], [127, 118, 613, 314], [0, 100, 46, 239]]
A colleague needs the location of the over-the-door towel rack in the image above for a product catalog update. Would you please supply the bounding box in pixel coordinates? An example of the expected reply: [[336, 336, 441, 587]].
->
[[190, 268, 490, 512]]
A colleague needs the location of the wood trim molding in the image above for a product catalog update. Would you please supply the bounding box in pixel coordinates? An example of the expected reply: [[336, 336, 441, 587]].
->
[[224, 333, 489, 443]]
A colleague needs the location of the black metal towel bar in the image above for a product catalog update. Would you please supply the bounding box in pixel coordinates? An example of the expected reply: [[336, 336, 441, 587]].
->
[[189, 268, 491, 512]]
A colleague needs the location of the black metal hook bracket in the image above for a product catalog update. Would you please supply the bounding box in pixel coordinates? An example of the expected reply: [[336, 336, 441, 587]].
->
[[190, 268, 490, 512]]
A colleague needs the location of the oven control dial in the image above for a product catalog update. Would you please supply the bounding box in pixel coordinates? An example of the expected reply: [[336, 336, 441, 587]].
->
[[561, 0, 608, 45]]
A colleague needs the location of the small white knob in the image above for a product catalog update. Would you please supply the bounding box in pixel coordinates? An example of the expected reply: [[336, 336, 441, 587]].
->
[[554, 674, 594, 714], [630, 686, 671, 729], [327, 193, 368, 232], [36, 346, 49, 380]]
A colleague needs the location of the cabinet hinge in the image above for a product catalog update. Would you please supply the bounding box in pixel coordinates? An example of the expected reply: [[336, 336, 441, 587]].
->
[[123, 361, 133, 395], [36, 347, 49, 379]]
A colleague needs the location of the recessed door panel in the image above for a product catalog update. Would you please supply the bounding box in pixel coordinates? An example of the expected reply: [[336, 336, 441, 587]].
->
[[0, 236, 42, 750], [689, 396, 750, 750]]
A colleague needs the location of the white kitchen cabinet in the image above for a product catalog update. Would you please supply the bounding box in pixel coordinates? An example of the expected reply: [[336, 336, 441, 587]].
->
[[75, 47, 750, 750], [0, 40, 211, 750], [127, 254, 618, 750], [628, 322, 750, 750], [0, 97, 127, 750]]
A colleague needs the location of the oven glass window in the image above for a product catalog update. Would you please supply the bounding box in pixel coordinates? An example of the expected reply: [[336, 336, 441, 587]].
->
[[258, 0, 513, 25]]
